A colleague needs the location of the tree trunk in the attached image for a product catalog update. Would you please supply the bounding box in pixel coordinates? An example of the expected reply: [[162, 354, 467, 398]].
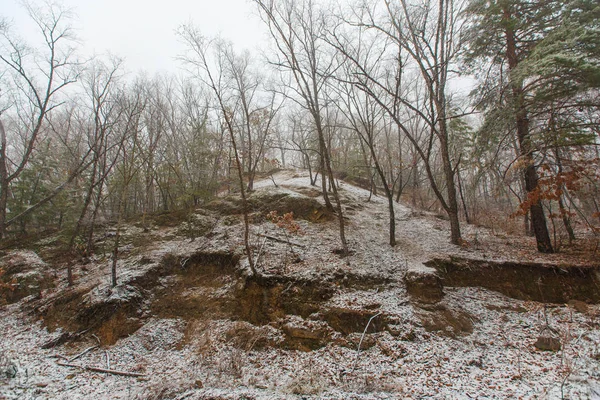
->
[[86, 145, 111, 255], [554, 148, 576, 242], [0, 179, 8, 240], [111, 227, 120, 287], [457, 169, 471, 224], [504, 5, 552, 253], [68, 163, 97, 286], [0, 119, 9, 240], [71, 156, 99, 251], [558, 195, 575, 242], [320, 151, 334, 211], [411, 154, 418, 206], [316, 115, 348, 255], [305, 152, 316, 186], [363, 133, 396, 246], [518, 117, 553, 252], [440, 132, 462, 245], [375, 161, 396, 247], [395, 133, 403, 203], [86, 186, 104, 255]]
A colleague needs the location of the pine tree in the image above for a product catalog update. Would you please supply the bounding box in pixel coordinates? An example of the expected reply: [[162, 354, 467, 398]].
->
[[463, 0, 565, 253]]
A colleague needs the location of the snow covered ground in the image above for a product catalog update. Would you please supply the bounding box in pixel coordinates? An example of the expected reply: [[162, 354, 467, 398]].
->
[[1, 170, 599, 399]]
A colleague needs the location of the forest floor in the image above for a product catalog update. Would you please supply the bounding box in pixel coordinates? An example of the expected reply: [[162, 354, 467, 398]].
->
[[1, 169, 599, 399]]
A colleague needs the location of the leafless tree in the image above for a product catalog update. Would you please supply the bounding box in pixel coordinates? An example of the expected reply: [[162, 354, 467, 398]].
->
[[0, 2, 81, 239], [289, 112, 320, 185], [63, 57, 124, 285], [330, 69, 398, 246], [222, 47, 282, 191], [178, 27, 257, 274], [70, 58, 123, 245], [253, 0, 350, 256], [328, 0, 467, 245], [110, 85, 146, 287]]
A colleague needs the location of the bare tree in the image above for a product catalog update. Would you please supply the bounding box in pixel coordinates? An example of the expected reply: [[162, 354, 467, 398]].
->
[[64, 57, 123, 285], [254, 0, 350, 256], [178, 28, 257, 274], [289, 112, 320, 185], [166, 78, 226, 206], [337, 81, 398, 245], [0, 1, 79, 239], [70, 58, 123, 245], [328, 0, 466, 245], [110, 86, 146, 287], [222, 47, 282, 191]]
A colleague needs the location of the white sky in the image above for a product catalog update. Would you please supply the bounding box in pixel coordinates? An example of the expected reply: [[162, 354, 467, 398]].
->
[[2, 0, 476, 96], [2, 0, 267, 74]]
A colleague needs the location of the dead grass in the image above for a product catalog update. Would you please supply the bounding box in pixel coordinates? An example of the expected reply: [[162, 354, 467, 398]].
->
[[224, 321, 271, 351]]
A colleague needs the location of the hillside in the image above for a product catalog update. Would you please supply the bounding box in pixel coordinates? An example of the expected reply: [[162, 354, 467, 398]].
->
[[1, 170, 599, 399]]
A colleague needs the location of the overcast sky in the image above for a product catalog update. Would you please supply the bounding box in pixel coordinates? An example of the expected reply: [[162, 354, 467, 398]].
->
[[3, 0, 266, 74]]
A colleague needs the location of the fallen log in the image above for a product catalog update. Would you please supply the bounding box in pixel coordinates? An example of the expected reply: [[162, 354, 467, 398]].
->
[[257, 233, 305, 248], [57, 362, 146, 377]]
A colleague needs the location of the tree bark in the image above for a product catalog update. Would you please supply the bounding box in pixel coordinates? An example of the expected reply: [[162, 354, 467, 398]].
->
[[457, 168, 471, 225], [316, 113, 348, 255], [554, 147, 576, 242], [0, 119, 8, 240], [440, 133, 462, 245], [504, 5, 553, 253]]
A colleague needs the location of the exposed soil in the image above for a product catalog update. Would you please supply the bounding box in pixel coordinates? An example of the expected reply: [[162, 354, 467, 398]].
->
[[206, 185, 333, 222], [1, 169, 600, 400], [428, 256, 600, 303], [32, 247, 394, 352]]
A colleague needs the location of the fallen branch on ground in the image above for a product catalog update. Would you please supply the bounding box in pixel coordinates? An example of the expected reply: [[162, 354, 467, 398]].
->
[[68, 345, 99, 362], [49, 354, 69, 361], [57, 362, 146, 377], [91, 334, 101, 345], [257, 233, 305, 248]]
